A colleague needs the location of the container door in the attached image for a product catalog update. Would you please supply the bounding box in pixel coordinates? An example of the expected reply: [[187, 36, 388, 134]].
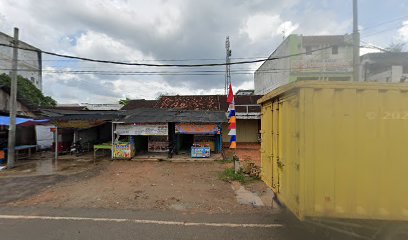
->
[[279, 97, 301, 213], [272, 101, 280, 192], [260, 103, 273, 188]]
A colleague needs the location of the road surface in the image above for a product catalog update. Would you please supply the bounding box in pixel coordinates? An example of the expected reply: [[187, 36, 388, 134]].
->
[[0, 207, 325, 240]]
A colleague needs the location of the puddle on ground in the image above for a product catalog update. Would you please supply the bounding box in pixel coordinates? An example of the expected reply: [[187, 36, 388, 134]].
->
[[231, 182, 264, 207], [35, 159, 57, 175]]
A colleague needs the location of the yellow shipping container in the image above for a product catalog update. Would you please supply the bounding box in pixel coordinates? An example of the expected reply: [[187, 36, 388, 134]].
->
[[258, 81, 408, 222]]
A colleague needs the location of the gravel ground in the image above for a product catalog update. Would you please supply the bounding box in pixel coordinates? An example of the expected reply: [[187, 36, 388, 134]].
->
[[11, 160, 273, 214]]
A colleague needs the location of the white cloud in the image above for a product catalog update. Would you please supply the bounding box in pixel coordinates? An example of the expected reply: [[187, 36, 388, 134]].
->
[[73, 31, 148, 61], [360, 47, 381, 55], [398, 21, 408, 42], [240, 14, 283, 42], [277, 21, 299, 37], [236, 80, 254, 91]]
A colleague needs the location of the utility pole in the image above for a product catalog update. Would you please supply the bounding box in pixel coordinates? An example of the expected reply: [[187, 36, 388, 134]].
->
[[224, 36, 231, 95], [7, 27, 19, 169], [353, 0, 360, 82]]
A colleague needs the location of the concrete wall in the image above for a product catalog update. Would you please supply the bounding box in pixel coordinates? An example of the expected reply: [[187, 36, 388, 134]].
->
[[255, 35, 353, 95], [365, 65, 406, 83], [78, 127, 98, 144], [222, 119, 260, 143], [255, 36, 291, 95], [78, 123, 112, 145], [0, 32, 42, 91], [16, 126, 36, 145]]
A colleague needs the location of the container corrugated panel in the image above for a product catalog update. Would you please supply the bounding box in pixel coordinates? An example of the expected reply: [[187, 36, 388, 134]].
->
[[258, 81, 408, 222]]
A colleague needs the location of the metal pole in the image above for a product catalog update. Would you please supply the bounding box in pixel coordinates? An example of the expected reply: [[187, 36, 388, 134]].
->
[[111, 122, 114, 160], [54, 127, 58, 162], [7, 27, 19, 169], [353, 0, 360, 82]]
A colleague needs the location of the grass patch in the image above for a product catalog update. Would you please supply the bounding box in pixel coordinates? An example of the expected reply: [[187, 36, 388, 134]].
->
[[219, 168, 246, 183], [217, 159, 233, 164]]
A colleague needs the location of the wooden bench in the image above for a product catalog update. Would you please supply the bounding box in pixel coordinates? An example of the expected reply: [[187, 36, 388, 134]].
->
[[3, 145, 37, 160]]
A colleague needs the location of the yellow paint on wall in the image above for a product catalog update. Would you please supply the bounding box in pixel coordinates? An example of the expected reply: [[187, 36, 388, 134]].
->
[[259, 81, 408, 221]]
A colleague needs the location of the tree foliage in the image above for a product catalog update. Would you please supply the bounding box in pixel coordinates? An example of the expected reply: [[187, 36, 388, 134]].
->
[[118, 97, 130, 105], [0, 73, 57, 108]]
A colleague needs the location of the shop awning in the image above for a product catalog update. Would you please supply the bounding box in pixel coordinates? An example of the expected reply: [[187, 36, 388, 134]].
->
[[175, 123, 220, 134], [0, 116, 49, 127]]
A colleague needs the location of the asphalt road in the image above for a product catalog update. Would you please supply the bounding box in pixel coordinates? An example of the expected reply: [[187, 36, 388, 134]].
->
[[0, 207, 327, 240]]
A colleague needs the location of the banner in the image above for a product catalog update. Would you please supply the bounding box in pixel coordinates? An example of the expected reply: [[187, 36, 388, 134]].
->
[[175, 123, 220, 134], [227, 83, 237, 149], [115, 123, 168, 136]]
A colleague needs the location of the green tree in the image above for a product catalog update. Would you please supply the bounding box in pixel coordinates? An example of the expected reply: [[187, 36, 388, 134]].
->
[[0, 73, 57, 108], [118, 97, 130, 105]]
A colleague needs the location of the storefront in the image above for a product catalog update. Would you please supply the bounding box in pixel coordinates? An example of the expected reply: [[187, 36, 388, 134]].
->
[[175, 123, 222, 156], [114, 123, 168, 158]]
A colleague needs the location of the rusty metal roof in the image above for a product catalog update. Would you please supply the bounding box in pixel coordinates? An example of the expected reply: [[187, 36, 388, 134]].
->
[[121, 99, 158, 110], [155, 95, 262, 112]]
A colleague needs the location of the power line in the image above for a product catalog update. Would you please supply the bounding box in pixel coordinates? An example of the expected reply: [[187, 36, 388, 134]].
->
[[0, 56, 270, 62], [361, 14, 408, 32], [0, 64, 353, 76], [0, 43, 333, 67], [361, 24, 406, 38], [360, 40, 390, 53]]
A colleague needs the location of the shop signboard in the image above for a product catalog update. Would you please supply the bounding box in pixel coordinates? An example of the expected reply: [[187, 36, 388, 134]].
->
[[191, 146, 211, 158], [115, 123, 168, 136], [175, 124, 220, 134], [113, 143, 134, 159]]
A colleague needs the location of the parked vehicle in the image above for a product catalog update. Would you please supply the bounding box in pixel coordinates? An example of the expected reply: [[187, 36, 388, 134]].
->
[[258, 81, 408, 240], [70, 139, 84, 155]]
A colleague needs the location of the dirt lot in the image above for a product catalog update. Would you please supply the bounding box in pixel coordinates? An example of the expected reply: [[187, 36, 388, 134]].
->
[[10, 160, 273, 214]]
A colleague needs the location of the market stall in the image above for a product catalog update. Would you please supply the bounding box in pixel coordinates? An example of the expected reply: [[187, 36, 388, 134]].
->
[[114, 123, 168, 158], [175, 123, 222, 158], [113, 136, 135, 159]]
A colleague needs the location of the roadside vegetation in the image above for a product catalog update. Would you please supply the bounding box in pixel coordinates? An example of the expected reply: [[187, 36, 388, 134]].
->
[[0, 73, 57, 107], [219, 168, 246, 183]]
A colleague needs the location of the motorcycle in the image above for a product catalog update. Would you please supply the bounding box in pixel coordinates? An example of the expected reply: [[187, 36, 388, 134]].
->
[[70, 139, 83, 155]]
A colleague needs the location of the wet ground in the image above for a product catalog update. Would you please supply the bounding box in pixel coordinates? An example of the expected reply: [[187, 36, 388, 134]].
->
[[0, 152, 105, 177]]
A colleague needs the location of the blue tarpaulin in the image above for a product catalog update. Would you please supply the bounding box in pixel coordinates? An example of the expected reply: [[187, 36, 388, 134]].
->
[[0, 116, 49, 127]]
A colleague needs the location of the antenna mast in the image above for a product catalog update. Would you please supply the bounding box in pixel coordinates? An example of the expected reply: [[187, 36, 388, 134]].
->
[[225, 36, 231, 95]]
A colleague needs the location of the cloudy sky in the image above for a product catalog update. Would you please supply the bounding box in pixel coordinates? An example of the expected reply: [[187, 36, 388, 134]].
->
[[1, 0, 408, 104]]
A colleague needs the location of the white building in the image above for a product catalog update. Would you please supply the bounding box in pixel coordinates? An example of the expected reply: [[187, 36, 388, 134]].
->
[[254, 34, 354, 95], [0, 31, 42, 91], [360, 52, 408, 83]]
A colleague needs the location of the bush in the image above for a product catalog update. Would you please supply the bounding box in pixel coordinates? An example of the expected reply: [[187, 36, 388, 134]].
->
[[0, 73, 57, 107]]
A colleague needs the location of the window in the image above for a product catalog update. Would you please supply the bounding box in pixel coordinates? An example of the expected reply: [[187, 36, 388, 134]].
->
[[30, 77, 35, 82], [332, 46, 338, 55], [305, 46, 312, 55]]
